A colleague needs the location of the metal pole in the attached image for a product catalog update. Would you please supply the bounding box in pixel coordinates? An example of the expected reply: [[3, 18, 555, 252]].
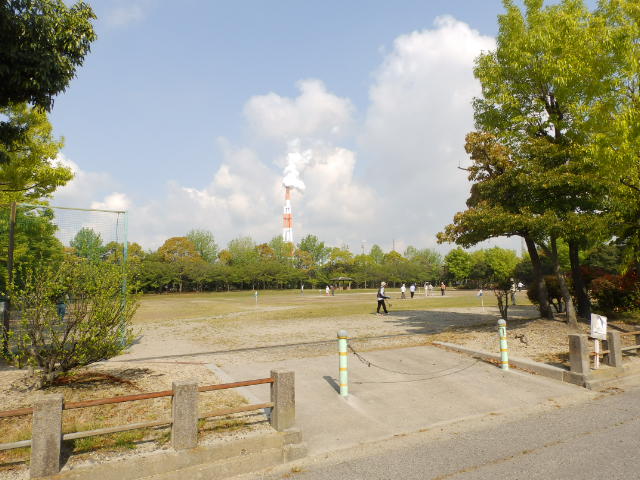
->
[[594, 339, 600, 369], [2, 202, 16, 355], [118, 211, 129, 347], [337, 330, 348, 396], [497, 319, 509, 370]]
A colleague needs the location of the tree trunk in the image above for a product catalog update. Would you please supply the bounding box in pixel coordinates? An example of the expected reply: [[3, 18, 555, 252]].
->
[[568, 240, 591, 321], [524, 235, 554, 319], [549, 237, 577, 329]]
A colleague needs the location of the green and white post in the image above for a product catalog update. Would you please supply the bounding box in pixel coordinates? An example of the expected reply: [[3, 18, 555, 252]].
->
[[497, 319, 509, 371], [337, 330, 349, 396]]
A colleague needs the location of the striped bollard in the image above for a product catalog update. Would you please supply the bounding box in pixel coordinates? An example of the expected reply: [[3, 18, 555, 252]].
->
[[497, 319, 509, 371], [337, 330, 348, 396]]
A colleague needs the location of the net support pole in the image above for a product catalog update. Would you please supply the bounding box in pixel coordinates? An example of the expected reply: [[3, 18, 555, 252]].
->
[[118, 210, 129, 347], [337, 330, 349, 396], [2, 202, 16, 355]]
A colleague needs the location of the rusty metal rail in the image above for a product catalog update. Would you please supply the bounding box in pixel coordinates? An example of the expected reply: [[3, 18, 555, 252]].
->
[[0, 377, 274, 419]]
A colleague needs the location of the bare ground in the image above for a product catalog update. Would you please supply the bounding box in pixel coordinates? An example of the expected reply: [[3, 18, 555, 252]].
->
[[2, 303, 639, 479]]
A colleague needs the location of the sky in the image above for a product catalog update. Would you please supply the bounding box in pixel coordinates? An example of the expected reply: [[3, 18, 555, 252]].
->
[[47, 0, 577, 254]]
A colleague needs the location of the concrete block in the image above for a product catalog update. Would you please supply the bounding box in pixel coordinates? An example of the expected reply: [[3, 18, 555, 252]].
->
[[606, 331, 623, 367], [281, 428, 302, 445], [30, 394, 63, 478], [270, 369, 295, 431], [282, 442, 307, 462], [568, 334, 589, 374], [172, 380, 198, 450]]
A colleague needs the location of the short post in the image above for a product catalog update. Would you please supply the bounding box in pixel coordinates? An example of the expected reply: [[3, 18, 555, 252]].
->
[[171, 380, 198, 450], [337, 330, 349, 396], [497, 319, 509, 371], [569, 334, 590, 374], [30, 394, 63, 478], [606, 331, 623, 368], [635, 333, 640, 354], [270, 369, 295, 431]]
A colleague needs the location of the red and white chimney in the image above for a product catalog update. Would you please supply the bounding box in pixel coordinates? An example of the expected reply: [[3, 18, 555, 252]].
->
[[282, 186, 293, 243]]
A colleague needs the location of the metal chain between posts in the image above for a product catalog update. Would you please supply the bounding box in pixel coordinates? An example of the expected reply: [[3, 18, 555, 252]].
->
[[348, 344, 479, 377]]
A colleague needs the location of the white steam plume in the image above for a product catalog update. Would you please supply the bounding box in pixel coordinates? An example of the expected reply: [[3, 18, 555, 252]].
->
[[282, 141, 312, 191]]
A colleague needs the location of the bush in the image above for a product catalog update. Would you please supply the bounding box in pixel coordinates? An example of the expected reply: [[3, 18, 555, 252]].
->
[[591, 269, 640, 313], [3, 258, 138, 387], [527, 275, 565, 313]]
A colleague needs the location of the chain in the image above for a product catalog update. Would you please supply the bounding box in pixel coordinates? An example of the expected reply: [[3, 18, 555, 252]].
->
[[348, 344, 479, 377]]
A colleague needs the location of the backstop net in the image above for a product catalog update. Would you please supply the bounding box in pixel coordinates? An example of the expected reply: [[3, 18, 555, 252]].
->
[[0, 203, 128, 350]]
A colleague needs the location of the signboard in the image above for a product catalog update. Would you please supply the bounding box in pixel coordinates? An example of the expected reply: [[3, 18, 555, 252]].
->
[[590, 313, 607, 340]]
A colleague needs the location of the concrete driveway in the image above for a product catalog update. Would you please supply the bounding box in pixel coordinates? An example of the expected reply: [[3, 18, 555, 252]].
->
[[211, 345, 593, 455]]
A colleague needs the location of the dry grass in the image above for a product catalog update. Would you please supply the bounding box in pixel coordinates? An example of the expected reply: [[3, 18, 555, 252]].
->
[[0, 362, 254, 470]]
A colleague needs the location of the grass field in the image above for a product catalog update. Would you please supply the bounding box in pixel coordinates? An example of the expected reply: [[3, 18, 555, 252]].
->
[[132, 288, 529, 325]]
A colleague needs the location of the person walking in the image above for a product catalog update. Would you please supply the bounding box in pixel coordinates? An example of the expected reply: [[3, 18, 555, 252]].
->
[[377, 282, 390, 315], [424, 281, 429, 297], [400, 283, 407, 299], [409, 283, 416, 298], [440, 282, 446, 296], [325, 285, 330, 296]]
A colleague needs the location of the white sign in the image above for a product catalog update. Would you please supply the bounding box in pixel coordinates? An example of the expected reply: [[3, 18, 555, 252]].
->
[[590, 313, 607, 340]]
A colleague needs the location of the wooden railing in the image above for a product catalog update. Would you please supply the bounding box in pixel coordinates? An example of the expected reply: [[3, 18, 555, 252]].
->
[[0, 369, 295, 478]]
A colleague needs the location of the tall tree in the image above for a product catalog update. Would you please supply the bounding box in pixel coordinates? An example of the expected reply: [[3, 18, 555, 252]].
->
[[0, 0, 96, 152], [70, 227, 105, 262], [0, 103, 73, 202], [186, 229, 218, 263]]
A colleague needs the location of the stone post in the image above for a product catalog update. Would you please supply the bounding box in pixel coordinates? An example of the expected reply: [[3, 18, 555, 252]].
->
[[270, 369, 295, 431], [568, 334, 590, 374], [171, 380, 198, 450], [30, 394, 63, 478], [606, 331, 623, 368]]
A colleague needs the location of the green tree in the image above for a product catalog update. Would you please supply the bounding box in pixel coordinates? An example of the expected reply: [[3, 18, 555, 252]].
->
[[0, 103, 73, 202], [0, 0, 96, 151], [444, 248, 472, 285], [297, 234, 329, 265], [369, 244, 385, 264], [70, 227, 105, 262], [186, 229, 218, 263]]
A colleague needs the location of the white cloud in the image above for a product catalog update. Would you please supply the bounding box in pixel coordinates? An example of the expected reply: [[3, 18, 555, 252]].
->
[[359, 15, 496, 249], [244, 79, 354, 142], [51, 17, 519, 253], [105, 1, 149, 28]]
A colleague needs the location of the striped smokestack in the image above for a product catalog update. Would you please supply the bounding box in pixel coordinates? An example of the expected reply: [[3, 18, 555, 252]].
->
[[282, 186, 293, 243]]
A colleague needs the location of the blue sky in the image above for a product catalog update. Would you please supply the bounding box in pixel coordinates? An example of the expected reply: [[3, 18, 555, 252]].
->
[[47, 1, 592, 252]]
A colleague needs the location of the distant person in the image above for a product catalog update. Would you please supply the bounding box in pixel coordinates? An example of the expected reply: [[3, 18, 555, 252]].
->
[[400, 283, 407, 299], [325, 285, 330, 296], [517, 281, 524, 291], [440, 282, 446, 296], [331, 284, 335, 296], [409, 283, 416, 298], [511, 282, 517, 305], [301, 283, 304, 295], [424, 282, 429, 296], [377, 281, 390, 315]]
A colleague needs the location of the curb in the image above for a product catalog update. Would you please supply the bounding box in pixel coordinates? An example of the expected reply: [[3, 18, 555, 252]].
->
[[49, 428, 307, 480], [433, 342, 589, 387]]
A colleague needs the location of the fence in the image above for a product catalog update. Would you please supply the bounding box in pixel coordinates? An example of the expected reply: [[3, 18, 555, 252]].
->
[[0, 369, 294, 478], [569, 330, 640, 373], [0, 202, 128, 354]]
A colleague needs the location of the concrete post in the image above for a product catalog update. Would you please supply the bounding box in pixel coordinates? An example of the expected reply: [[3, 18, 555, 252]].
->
[[568, 334, 590, 374], [30, 394, 63, 478], [171, 380, 198, 450], [337, 330, 349, 396], [497, 319, 509, 371], [606, 331, 623, 368], [270, 369, 295, 431]]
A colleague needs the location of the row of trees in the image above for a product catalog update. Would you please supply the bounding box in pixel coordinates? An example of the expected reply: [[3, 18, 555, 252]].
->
[[438, 0, 640, 327]]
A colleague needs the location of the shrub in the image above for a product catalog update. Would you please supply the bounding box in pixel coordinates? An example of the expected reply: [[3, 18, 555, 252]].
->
[[527, 275, 565, 313], [3, 258, 138, 387], [591, 269, 640, 313]]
